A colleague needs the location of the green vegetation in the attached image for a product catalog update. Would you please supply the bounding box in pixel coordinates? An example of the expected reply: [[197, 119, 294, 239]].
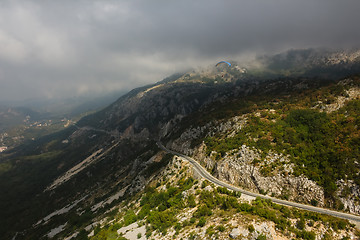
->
[[237, 197, 349, 239], [136, 177, 195, 233], [206, 225, 216, 236], [89, 172, 354, 240], [123, 210, 137, 226], [196, 217, 206, 227], [90, 224, 119, 240], [21, 150, 63, 163], [0, 161, 12, 175], [257, 234, 267, 240], [217, 225, 225, 232], [204, 80, 360, 199], [248, 224, 255, 232]]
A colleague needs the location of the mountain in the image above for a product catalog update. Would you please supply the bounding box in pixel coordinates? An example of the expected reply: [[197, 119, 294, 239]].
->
[[0, 48, 359, 240], [255, 48, 360, 79]]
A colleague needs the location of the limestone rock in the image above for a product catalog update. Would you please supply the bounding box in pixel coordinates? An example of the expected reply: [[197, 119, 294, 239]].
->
[[229, 228, 241, 239], [336, 179, 360, 215]]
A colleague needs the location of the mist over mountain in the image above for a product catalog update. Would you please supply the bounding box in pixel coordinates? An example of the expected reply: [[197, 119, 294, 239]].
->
[[0, 48, 359, 239], [257, 48, 360, 78], [1, 0, 360, 102]]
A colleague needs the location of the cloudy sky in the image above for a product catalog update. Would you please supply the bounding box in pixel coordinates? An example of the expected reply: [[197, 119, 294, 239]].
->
[[0, 0, 359, 102]]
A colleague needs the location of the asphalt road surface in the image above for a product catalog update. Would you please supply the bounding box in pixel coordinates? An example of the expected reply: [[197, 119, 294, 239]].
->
[[157, 142, 360, 223]]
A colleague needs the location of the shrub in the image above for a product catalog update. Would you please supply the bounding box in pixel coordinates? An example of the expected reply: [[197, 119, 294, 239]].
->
[[145, 231, 152, 238], [174, 222, 182, 231], [197, 217, 206, 227], [310, 199, 318, 206], [206, 226, 215, 236], [123, 210, 137, 226], [238, 203, 253, 212], [182, 220, 190, 227], [199, 191, 218, 209], [256, 234, 267, 240], [216, 225, 225, 232], [296, 230, 316, 240], [217, 186, 231, 195], [193, 204, 212, 217], [188, 195, 196, 208], [297, 218, 305, 230], [330, 219, 348, 231], [147, 210, 176, 233], [137, 204, 150, 220], [248, 224, 255, 232]]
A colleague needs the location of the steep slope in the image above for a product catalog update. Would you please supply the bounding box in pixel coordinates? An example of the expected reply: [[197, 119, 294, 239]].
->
[[166, 76, 360, 213], [0, 73, 244, 239], [0, 48, 359, 239], [84, 152, 359, 240]]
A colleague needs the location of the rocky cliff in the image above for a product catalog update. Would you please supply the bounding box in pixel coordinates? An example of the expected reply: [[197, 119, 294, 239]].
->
[[168, 117, 326, 208], [166, 77, 360, 215]]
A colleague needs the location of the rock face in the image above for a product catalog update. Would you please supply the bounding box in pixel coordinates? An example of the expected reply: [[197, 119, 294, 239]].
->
[[336, 180, 360, 215], [229, 228, 241, 239], [314, 80, 360, 113], [169, 114, 327, 206], [206, 145, 325, 206], [169, 115, 247, 156], [229, 223, 275, 240]]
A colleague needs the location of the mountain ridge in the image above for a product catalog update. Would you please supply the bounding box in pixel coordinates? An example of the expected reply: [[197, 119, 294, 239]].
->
[[1, 48, 359, 239]]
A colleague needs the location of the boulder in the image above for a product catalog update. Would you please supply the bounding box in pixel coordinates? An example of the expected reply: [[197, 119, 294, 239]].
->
[[229, 228, 241, 239]]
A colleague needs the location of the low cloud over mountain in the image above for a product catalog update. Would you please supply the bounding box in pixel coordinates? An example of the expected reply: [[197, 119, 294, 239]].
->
[[0, 0, 360, 101]]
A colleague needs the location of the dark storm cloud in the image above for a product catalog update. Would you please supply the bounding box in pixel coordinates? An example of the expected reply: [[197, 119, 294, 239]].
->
[[0, 0, 359, 101]]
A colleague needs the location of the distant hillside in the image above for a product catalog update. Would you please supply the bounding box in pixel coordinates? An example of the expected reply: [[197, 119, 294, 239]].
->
[[254, 48, 360, 79], [0, 92, 127, 150], [0, 106, 43, 131]]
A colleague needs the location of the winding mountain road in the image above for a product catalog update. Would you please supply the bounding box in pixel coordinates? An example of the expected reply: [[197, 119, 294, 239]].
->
[[157, 142, 360, 223]]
